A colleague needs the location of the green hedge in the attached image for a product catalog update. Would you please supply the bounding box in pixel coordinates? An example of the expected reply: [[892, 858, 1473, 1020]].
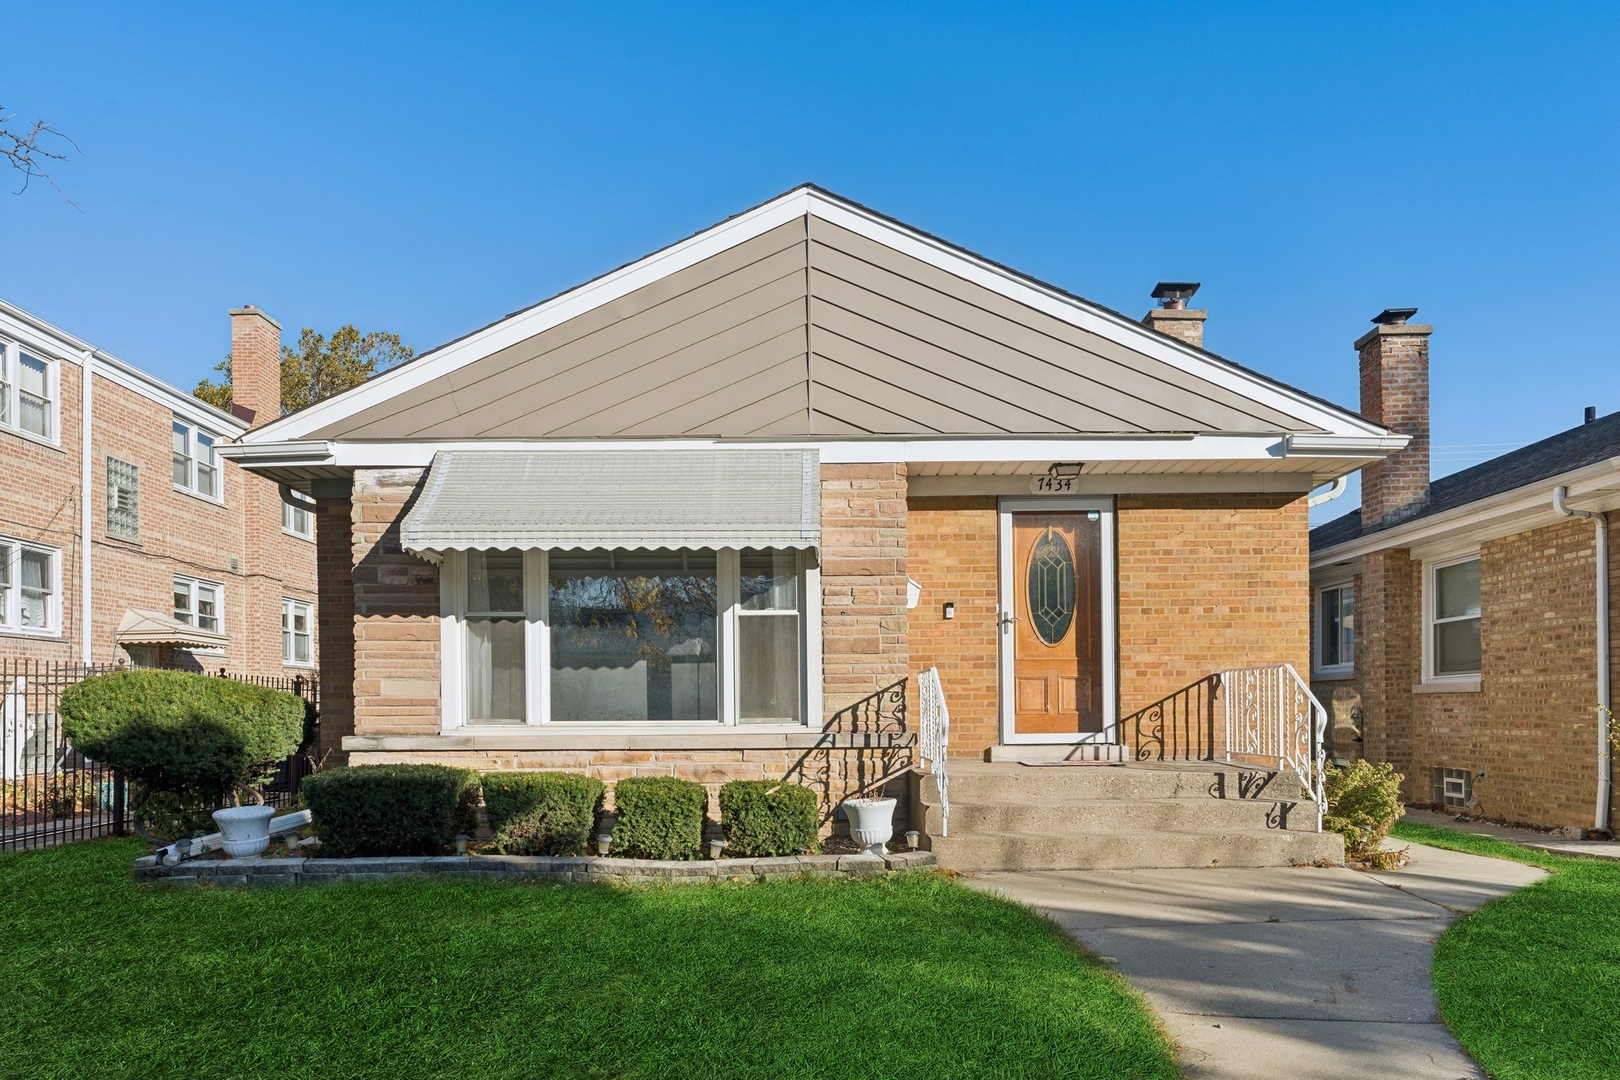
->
[[59, 670, 305, 803], [483, 772, 605, 856], [611, 776, 708, 860], [303, 765, 481, 857], [719, 780, 819, 857]]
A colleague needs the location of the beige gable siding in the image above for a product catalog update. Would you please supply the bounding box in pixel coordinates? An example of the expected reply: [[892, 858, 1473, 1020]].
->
[[308, 213, 1321, 441]]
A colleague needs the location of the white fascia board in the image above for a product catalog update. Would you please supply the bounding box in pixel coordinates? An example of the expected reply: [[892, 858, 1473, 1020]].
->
[[0, 298, 244, 433], [285, 433, 1293, 470], [242, 186, 1383, 445], [1310, 457, 1620, 569]]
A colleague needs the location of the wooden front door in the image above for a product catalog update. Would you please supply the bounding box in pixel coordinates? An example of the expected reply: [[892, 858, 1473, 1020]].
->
[[1010, 512, 1104, 735]]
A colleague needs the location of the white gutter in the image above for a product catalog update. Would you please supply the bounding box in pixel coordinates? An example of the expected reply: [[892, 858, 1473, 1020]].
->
[[1308, 475, 1349, 508], [79, 349, 93, 665], [1555, 485, 1612, 832]]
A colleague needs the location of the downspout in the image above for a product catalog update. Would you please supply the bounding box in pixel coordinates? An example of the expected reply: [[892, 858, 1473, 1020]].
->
[[1555, 485, 1611, 831], [79, 349, 94, 666], [1308, 475, 1349, 508]]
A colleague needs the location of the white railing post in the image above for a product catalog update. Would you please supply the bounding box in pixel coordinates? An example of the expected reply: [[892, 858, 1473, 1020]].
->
[[1216, 662, 1327, 831], [918, 667, 950, 838]]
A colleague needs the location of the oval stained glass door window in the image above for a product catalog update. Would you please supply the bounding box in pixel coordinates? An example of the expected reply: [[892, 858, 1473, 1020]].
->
[[1028, 530, 1075, 645]]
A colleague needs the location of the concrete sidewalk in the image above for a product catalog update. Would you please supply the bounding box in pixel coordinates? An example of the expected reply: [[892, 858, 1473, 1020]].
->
[[1403, 807, 1620, 860], [967, 842, 1545, 1080]]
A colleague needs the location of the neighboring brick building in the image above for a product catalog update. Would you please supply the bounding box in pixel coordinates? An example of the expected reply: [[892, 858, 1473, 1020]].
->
[[224, 185, 1399, 842], [0, 299, 318, 677], [1311, 310, 1619, 832]]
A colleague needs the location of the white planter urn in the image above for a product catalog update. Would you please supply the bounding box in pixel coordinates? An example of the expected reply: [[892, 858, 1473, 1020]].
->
[[843, 797, 897, 857], [212, 805, 275, 858]]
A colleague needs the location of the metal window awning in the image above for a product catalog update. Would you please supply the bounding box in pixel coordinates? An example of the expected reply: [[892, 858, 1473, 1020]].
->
[[400, 449, 821, 559], [115, 608, 229, 650]]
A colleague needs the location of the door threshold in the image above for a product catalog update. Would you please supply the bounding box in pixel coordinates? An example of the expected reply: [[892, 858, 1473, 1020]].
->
[[986, 743, 1126, 764]]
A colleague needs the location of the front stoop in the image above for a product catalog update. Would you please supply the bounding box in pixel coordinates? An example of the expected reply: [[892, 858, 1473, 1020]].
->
[[923, 761, 1344, 872]]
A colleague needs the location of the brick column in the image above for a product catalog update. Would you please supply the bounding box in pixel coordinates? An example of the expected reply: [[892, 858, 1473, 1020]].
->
[[315, 488, 355, 765], [819, 462, 908, 720], [1358, 547, 1417, 795], [1358, 316, 1432, 529]]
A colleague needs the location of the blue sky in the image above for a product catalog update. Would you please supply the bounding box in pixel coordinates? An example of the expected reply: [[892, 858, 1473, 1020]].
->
[[4, 4, 1616, 522]]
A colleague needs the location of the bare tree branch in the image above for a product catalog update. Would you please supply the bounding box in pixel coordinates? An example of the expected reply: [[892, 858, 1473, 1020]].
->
[[1, 106, 79, 205]]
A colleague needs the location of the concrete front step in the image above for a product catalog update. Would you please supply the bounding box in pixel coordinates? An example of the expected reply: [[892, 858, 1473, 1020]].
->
[[925, 761, 1310, 804], [924, 795, 1317, 837], [931, 829, 1345, 872]]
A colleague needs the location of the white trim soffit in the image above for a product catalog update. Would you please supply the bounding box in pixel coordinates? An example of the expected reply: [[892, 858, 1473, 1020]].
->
[[239, 186, 1390, 445]]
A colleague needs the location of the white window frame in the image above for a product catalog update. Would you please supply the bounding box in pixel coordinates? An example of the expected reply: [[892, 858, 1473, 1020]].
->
[[172, 417, 224, 503], [0, 338, 61, 446], [1314, 579, 1356, 679], [438, 547, 821, 732], [1422, 551, 1482, 685], [0, 537, 62, 636], [281, 489, 315, 540], [173, 574, 225, 636], [281, 597, 314, 667]]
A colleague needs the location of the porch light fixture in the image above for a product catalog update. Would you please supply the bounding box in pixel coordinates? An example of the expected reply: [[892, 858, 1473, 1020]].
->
[[454, 833, 469, 856], [596, 835, 612, 857], [942, 602, 955, 620], [1047, 462, 1084, 479], [905, 830, 920, 850], [708, 838, 725, 860]]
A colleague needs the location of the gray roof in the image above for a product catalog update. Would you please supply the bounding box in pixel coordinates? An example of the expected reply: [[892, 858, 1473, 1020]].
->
[[1312, 409, 1620, 552], [400, 449, 820, 557]]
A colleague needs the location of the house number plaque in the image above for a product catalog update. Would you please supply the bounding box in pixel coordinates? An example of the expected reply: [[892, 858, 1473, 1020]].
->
[[1029, 474, 1078, 494]]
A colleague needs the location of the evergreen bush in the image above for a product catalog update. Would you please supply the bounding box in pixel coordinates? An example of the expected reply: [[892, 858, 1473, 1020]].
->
[[483, 772, 605, 856], [302, 764, 481, 857], [718, 780, 819, 857], [611, 776, 707, 860], [1324, 759, 1406, 861]]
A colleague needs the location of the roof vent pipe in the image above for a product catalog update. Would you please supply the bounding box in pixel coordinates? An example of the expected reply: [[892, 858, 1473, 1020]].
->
[[1587, 406, 1599, 425], [1554, 485, 1611, 832]]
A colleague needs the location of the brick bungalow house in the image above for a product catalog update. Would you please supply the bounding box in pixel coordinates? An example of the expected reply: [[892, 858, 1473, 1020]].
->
[[223, 186, 1399, 867], [0, 299, 317, 676], [1311, 311, 1618, 834]]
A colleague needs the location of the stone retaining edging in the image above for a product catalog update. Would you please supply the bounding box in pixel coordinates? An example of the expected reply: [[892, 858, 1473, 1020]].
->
[[133, 849, 936, 887]]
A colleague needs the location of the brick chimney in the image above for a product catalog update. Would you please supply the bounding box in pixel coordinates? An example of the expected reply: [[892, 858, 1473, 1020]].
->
[[1143, 281, 1207, 349], [228, 305, 282, 428], [1357, 307, 1432, 530]]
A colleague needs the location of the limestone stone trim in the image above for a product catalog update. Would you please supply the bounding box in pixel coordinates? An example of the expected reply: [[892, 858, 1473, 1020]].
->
[[133, 850, 936, 887], [343, 731, 914, 753]]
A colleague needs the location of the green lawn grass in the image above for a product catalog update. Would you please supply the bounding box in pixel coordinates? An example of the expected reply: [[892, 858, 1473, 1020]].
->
[[0, 840, 1176, 1080], [1391, 821, 1620, 1080]]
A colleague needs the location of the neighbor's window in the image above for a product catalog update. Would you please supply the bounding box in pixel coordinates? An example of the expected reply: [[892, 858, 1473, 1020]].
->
[[173, 575, 222, 634], [282, 490, 315, 539], [0, 339, 56, 441], [549, 548, 718, 723], [107, 457, 140, 539], [0, 538, 59, 634], [282, 597, 313, 666], [172, 418, 220, 499], [739, 548, 801, 723], [467, 550, 527, 724], [1317, 582, 1354, 672], [1430, 557, 1481, 677]]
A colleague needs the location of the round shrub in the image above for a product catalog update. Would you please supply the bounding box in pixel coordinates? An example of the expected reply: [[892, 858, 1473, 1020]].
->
[[1324, 759, 1405, 860], [611, 776, 707, 860], [59, 670, 305, 806], [484, 772, 605, 856], [303, 765, 481, 858], [719, 780, 820, 857]]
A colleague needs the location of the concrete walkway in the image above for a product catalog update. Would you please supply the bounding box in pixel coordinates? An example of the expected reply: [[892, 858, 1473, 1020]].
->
[[967, 842, 1545, 1080], [1404, 806, 1620, 860]]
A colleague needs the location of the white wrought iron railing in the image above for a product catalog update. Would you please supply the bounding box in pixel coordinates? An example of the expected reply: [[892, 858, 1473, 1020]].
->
[[1219, 663, 1328, 830], [918, 666, 950, 837]]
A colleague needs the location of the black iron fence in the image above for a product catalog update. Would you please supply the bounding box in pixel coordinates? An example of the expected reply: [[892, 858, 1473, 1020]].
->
[[0, 660, 318, 853]]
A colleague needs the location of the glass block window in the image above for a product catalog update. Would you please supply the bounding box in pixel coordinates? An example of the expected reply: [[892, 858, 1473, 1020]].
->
[[1432, 767, 1472, 809], [107, 457, 139, 539]]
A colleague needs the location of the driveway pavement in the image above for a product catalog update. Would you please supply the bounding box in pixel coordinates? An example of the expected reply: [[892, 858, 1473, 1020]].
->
[[966, 842, 1545, 1080]]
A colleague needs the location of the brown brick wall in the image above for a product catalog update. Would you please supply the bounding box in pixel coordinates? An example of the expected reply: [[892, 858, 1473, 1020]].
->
[[1322, 514, 1620, 829], [0, 357, 316, 676], [316, 491, 356, 763], [350, 468, 440, 737], [907, 497, 999, 756], [819, 462, 909, 720]]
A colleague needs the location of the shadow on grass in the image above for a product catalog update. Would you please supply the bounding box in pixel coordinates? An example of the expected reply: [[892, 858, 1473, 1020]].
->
[[0, 839, 1176, 1079]]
